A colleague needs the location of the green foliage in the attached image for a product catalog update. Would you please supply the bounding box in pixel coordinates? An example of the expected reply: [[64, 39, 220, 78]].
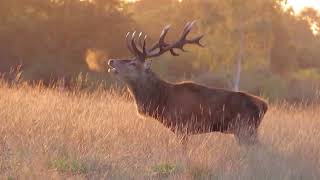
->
[[293, 68, 320, 80], [151, 162, 178, 178], [0, 0, 134, 82], [50, 157, 87, 174], [129, 0, 319, 78], [51, 158, 69, 173], [7, 177, 14, 180], [188, 166, 217, 180], [0, 0, 319, 101], [70, 160, 87, 174]]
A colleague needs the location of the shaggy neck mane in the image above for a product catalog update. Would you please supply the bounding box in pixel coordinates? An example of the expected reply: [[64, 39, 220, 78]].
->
[[126, 71, 170, 117]]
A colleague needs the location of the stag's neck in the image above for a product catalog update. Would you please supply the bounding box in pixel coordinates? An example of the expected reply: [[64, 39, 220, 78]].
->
[[126, 72, 170, 116]]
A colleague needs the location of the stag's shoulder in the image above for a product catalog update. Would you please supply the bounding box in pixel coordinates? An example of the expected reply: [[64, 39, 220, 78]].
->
[[174, 81, 231, 92], [171, 81, 235, 99]]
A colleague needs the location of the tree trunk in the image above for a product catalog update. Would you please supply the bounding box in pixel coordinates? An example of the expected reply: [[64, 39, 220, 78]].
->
[[233, 25, 244, 92]]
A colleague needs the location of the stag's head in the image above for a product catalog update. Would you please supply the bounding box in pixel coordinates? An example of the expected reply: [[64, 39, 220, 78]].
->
[[108, 21, 204, 83]]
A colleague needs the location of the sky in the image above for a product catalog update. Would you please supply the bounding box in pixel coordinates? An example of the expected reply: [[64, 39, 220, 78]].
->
[[125, 0, 320, 12], [287, 0, 320, 12], [124, 0, 320, 34], [286, 0, 320, 34]]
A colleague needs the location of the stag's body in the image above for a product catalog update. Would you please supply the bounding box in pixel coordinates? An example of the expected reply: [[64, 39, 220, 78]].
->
[[108, 21, 268, 144], [126, 70, 267, 144]]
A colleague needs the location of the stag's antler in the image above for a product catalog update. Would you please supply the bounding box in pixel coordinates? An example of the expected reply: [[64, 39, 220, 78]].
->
[[126, 21, 204, 62]]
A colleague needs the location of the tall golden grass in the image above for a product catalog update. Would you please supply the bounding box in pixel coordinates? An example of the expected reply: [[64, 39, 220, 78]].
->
[[0, 82, 319, 179]]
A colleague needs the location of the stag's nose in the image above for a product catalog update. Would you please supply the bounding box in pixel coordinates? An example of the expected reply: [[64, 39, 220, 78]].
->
[[108, 59, 115, 67]]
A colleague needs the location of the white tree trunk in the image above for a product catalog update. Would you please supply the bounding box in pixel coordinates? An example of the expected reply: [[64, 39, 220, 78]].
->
[[233, 26, 244, 92]]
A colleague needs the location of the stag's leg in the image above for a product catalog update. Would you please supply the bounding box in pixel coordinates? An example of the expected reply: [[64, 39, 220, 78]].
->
[[235, 125, 258, 145], [172, 125, 189, 146], [234, 114, 259, 145], [174, 130, 189, 156], [177, 133, 188, 146]]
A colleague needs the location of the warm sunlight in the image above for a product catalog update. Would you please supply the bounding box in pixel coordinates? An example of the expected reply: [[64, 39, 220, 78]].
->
[[286, 0, 320, 34], [124, 0, 138, 2], [124, 0, 319, 34], [2, 1, 320, 179], [287, 0, 320, 12], [125, 0, 320, 12]]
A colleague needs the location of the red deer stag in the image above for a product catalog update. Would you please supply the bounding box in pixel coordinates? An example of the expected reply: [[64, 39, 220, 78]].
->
[[107, 21, 268, 145]]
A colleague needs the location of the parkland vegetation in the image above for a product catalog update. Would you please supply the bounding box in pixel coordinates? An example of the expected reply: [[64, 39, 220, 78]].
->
[[0, 0, 320, 102]]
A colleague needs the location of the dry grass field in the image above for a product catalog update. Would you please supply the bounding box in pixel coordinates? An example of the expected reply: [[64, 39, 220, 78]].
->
[[0, 82, 320, 180]]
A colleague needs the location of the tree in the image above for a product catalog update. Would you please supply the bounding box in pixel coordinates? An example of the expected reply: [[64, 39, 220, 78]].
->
[[0, 0, 135, 82]]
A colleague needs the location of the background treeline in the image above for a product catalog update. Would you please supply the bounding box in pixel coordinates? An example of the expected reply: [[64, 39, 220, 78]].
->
[[0, 0, 320, 102]]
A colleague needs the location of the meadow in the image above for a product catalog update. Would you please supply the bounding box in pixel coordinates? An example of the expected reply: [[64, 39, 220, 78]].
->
[[0, 82, 320, 179]]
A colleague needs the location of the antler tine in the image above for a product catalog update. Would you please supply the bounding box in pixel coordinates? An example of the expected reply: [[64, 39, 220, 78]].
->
[[188, 34, 205, 47], [159, 25, 171, 50], [180, 21, 196, 41], [166, 21, 196, 54], [171, 22, 194, 53], [137, 32, 144, 49], [143, 35, 148, 55], [130, 31, 146, 60], [149, 25, 171, 52], [169, 49, 180, 56], [180, 22, 191, 39], [124, 21, 203, 60], [145, 21, 204, 58], [126, 32, 136, 55]]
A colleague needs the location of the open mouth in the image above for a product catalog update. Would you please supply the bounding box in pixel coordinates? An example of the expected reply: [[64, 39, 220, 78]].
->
[[107, 63, 118, 74], [107, 60, 119, 74], [108, 67, 118, 74]]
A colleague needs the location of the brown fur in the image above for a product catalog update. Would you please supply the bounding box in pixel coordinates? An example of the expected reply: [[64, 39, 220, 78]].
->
[[126, 71, 268, 144], [108, 22, 268, 144]]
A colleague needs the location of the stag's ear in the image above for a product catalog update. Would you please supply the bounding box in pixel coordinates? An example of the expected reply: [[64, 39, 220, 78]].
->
[[143, 60, 152, 71]]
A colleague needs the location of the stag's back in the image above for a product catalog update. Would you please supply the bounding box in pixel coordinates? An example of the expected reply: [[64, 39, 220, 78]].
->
[[163, 82, 268, 131]]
